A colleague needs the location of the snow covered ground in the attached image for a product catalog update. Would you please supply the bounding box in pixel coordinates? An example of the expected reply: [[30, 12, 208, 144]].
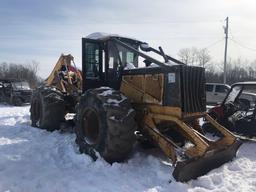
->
[[0, 105, 256, 192]]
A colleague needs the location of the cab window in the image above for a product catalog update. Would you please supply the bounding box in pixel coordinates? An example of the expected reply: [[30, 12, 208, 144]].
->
[[108, 42, 121, 70], [108, 41, 138, 69], [216, 85, 229, 93], [85, 42, 100, 79], [206, 84, 214, 92]]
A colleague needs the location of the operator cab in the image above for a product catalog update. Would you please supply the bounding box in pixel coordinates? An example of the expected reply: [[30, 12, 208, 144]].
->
[[82, 32, 141, 90], [82, 32, 184, 91]]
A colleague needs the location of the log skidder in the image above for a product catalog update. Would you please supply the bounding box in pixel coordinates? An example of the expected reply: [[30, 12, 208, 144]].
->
[[30, 33, 241, 182], [82, 33, 241, 182]]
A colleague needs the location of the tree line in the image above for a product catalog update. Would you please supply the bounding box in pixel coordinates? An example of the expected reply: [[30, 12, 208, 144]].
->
[[178, 47, 256, 85], [1, 48, 255, 89], [0, 61, 41, 88]]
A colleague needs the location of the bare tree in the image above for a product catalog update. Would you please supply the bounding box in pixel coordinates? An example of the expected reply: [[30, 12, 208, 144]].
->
[[178, 50, 256, 84], [178, 47, 211, 67], [197, 48, 211, 67], [29, 60, 39, 75], [0, 61, 41, 88], [190, 47, 198, 66], [178, 48, 191, 64], [205, 58, 256, 84]]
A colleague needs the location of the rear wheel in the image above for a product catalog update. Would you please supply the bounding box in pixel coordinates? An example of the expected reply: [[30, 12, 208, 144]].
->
[[30, 86, 65, 131], [75, 87, 137, 163]]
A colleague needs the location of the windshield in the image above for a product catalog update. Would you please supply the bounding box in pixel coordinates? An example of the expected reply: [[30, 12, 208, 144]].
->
[[225, 84, 256, 107], [113, 38, 181, 70], [12, 81, 30, 90], [225, 85, 242, 104], [109, 41, 139, 70]]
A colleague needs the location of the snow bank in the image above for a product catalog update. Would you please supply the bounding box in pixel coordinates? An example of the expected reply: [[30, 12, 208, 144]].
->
[[0, 105, 256, 192]]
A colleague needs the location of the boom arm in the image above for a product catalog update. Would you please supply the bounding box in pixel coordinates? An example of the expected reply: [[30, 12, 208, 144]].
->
[[45, 54, 82, 94]]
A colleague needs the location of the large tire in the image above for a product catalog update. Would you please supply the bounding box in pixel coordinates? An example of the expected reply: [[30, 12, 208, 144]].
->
[[30, 86, 65, 131], [75, 87, 137, 163]]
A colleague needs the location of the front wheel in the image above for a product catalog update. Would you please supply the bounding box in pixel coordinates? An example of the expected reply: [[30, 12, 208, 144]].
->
[[75, 87, 137, 163]]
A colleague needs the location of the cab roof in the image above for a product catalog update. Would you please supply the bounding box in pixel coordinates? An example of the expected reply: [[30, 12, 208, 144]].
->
[[85, 32, 142, 43], [232, 81, 256, 87]]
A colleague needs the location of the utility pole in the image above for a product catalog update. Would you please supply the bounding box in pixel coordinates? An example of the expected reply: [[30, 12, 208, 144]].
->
[[223, 17, 229, 84]]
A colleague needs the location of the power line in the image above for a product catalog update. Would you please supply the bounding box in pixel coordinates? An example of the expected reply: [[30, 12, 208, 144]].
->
[[229, 26, 256, 52], [203, 38, 224, 49], [230, 38, 256, 52], [229, 27, 235, 39]]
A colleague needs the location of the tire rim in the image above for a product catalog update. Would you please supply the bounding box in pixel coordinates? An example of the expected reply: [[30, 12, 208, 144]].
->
[[82, 108, 100, 145]]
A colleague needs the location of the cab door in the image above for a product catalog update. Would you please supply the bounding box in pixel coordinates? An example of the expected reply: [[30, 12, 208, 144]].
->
[[82, 39, 104, 91]]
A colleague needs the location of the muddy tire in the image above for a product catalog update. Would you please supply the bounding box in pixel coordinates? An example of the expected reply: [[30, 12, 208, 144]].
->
[[30, 86, 65, 131], [75, 87, 137, 163]]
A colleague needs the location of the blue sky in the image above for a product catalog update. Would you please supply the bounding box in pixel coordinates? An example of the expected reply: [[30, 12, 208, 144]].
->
[[1, 0, 256, 77]]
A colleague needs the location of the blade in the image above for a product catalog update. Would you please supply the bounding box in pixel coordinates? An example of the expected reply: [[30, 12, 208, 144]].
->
[[173, 140, 242, 182]]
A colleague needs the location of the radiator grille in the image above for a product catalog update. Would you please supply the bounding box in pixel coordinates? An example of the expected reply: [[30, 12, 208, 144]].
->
[[181, 66, 206, 113]]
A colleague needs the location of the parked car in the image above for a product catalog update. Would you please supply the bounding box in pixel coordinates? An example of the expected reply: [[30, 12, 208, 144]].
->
[[204, 82, 256, 140], [206, 83, 231, 105], [0, 79, 32, 106]]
